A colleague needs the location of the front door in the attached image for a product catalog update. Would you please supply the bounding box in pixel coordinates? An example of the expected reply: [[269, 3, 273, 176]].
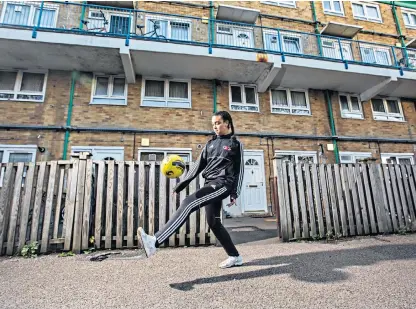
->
[[241, 151, 267, 213], [233, 28, 254, 48]]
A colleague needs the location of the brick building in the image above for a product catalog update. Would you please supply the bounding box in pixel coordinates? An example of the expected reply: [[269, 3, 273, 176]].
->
[[0, 1, 415, 216]]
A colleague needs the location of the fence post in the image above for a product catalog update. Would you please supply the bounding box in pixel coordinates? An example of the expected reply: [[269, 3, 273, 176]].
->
[[32, 1, 44, 38]]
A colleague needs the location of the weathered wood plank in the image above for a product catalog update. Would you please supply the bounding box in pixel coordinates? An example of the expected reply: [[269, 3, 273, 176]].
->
[[406, 165, 416, 230], [394, 164, 411, 230], [282, 162, 293, 239], [81, 160, 93, 250], [304, 164, 317, 238], [138, 161, 145, 234], [347, 165, 363, 235], [388, 165, 405, 229], [127, 161, 135, 247], [377, 164, 392, 233], [179, 171, 186, 246], [296, 164, 309, 238], [30, 162, 46, 242], [72, 159, 87, 253], [382, 164, 398, 232], [6, 163, 24, 255], [362, 164, 377, 233], [334, 165, 348, 236], [355, 165, 370, 234], [188, 170, 197, 246], [105, 161, 114, 249], [340, 165, 355, 236], [288, 163, 300, 239], [158, 164, 167, 248], [199, 174, 206, 244], [116, 162, 124, 249], [368, 164, 385, 233], [148, 162, 155, 236], [64, 160, 79, 251], [169, 178, 177, 247], [17, 163, 35, 252], [53, 166, 65, 239], [277, 161, 289, 241], [318, 164, 332, 237], [40, 161, 57, 253], [400, 165, 416, 231], [94, 161, 104, 249]]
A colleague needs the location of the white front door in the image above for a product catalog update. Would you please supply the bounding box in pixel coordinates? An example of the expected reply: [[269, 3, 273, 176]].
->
[[233, 28, 254, 48], [241, 151, 267, 213]]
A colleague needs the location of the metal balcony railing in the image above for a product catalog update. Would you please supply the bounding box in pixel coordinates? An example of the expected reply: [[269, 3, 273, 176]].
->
[[0, 1, 415, 72]]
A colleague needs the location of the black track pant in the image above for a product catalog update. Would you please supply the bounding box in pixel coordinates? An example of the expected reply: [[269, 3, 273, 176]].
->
[[154, 182, 239, 257]]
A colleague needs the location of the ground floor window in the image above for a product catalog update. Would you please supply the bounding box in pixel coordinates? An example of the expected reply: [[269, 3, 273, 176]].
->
[[274, 150, 317, 164], [339, 152, 372, 163], [381, 153, 414, 164], [71, 146, 124, 161]]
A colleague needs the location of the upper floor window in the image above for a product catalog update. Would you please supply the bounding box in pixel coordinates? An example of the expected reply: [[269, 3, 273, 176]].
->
[[339, 94, 363, 119], [0, 70, 47, 102], [352, 2, 382, 23], [323, 1, 344, 16], [91, 75, 127, 105], [142, 78, 191, 108], [0, 2, 58, 28], [145, 16, 191, 41], [402, 9, 416, 29], [371, 97, 404, 122], [271, 88, 310, 115], [360, 45, 391, 66], [263, 30, 303, 54], [261, 1, 296, 8], [229, 83, 259, 112]]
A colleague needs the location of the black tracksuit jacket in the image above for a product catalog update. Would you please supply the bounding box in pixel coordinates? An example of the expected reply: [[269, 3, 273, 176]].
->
[[173, 133, 244, 200]]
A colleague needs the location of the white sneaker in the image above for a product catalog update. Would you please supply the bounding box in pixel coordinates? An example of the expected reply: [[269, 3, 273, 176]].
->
[[218, 255, 243, 269], [137, 227, 157, 258]]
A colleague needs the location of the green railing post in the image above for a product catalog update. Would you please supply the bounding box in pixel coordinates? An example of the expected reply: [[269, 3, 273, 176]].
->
[[125, 13, 131, 46], [62, 71, 77, 160], [32, 1, 44, 38], [277, 29, 285, 62], [325, 90, 339, 163], [338, 38, 348, 69], [209, 1, 214, 54], [79, 1, 87, 30]]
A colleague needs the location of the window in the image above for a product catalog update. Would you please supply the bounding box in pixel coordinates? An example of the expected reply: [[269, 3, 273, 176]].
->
[[275, 151, 317, 164], [142, 78, 191, 108], [360, 45, 391, 65], [408, 50, 416, 68], [323, 1, 344, 16], [91, 75, 127, 105], [339, 152, 372, 163], [216, 24, 254, 48], [282, 34, 302, 53], [402, 9, 416, 29], [138, 148, 192, 163], [322, 39, 354, 60], [0, 2, 58, 27], [371, 98, 404, 122], [260, 1, 296, 8], [71, 146, 124, 161], [0, 70, 47, 102], [381, 153, 414, 165], [339, 94, 363, 119], [263, 31, 303, 53], [270, 88, 310, 115], [0, 145, 37, 186], [352, 2, 382, 23], [229, 84, 259, 112], [145, 16, 191, 41]]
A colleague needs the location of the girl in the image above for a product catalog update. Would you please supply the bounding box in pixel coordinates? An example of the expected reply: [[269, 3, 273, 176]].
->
[[138, 111, 244, 269]]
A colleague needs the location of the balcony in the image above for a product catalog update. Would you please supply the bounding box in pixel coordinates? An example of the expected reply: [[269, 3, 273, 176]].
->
[[0, 1, 415, 99]]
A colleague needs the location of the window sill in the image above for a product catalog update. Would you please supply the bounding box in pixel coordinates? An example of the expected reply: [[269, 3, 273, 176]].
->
[[0, 98, 44, 103], [90, 101, 127, 106], [323, 11, 346, 17], [140, 104, 191, 109], [373, 118, 406, 123], [341, 114, 364, 120], [404, 25, 416, 30], [271, 112, 311, 116], [230, 108, 260, 113], [353, 17, 382, 24]]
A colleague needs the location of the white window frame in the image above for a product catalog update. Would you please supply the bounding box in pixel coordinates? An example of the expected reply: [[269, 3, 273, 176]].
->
[[144, 15, 192, 41], [88, 9, 135, 33], [351, 2, 382, 23], [138, 147, 192, 163], [0, 70, 48, 103], [229, 83, 259, 113], [402, 9, 416, 29], [338, 93, 363, 119], [381, 153, 414, 164], [339, 152, 372, 163], [360, 44, 392, 65], [270, 88, 311, 116], [371, 97, 405, 122], [71, 146, 125, 161], [407, 49, 416, 68], [141, 77, 192, 109], [0, 1, 59, 27], [90, 74, 128, 106], [0, 144, 37, 187], [323, 1, 345, 16], [274, 150, 318, 163], [260, 1, 296, 8], [281, 32, 303, 53]]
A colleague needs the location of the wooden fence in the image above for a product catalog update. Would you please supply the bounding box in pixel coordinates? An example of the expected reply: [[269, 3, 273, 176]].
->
[[275, 161, 416, 241], [0, 153, 217, 256]]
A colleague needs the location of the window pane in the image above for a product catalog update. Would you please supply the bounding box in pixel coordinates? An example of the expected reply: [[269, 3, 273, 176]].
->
[[403, 13, 410, 25], [375, 50, 389, 65], [339, 95, 349, 111], [398, 158, 412, 165], [169, 82, 188, 99], [169, 153, 190, 162], [291, 91, 307, 108], [231, 86, 242, 103], [4, 4, 30, 25], [0, 71, 17, 91], [20, 73, 44, 92], [372, 98, 385, 112], [353, 3, 365, 16], [323, 1, 331, 10], [387, 100, 400, 114], [244, 87, 256, 104], [0, 151, 3, 162], [272, 90, 288, 107], [350, 96, 360, 111], [283, 37, 300, 53], [412, 14, 416, 25], [9, 153, 32, 163], [34, 8, 56, 28], [140, 152, 164, 161], [95, 77, 109, 96], [112, 78, 125, 96], [145, 80, 164, 97], [367, 6, 379, 19], [333, 1, 342, 12], [298, 156, 315, 164], [171, 22, 189, 41], [146, 19, 168, 37]]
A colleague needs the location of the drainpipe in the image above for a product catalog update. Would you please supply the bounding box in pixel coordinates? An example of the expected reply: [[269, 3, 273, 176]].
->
[[212, 79, 217, 113], [310, 1, 322, 57], [62, 71, 77, 160], [324, 90, 340, 163], [209, 1, 214, 54], [391, 1, 409, 69], [79, 1, 87, 30]]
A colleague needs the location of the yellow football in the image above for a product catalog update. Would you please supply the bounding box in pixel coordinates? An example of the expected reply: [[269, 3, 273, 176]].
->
[[161, 154, 186, 179]]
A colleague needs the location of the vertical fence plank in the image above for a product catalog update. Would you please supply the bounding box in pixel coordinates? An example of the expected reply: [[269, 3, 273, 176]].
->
[[347, 165, 363, 235], [40, 161, 57, 253], [355, 165, 370, 234], [105, 161, 114, 249], [53, 165, 65, 239], [394, 164, 410, 230], [169, 178, 177, 247], [327, 165, 340, 237], [389, 164, 405, 229], [94, 161, 104, 249], [127, 161, 135, 247], [276, 161, 289, 241], [288, 163, 300, 239], [64, 160, 79, 251], [148, 162, 155, 237], [189, 175, 197, 246], [158, 163, 167, 248], [296, 164, 309, 238], [318, 164, 332, 237], [0, 163, 14, 254], [304, 164, 317, 238], [179, 171, 186, 246], [282, 162, 293, 239], [382, 164, 398, 232], [6, 163, 24, 255], [400, 165, 416, 230], [377, 164, 392, 233], [72, 158, 87, 253], [138, 161, 145, 235], [116, 162, 125, 249], [81, 159, 93, 250], [30, 162, 46, 242], [368, 164, 386, 233], [199, 174, 206, 245], [406, 165, 416, 230], [362, 164, 377, 233], [17, 163, 35, 252], [334, 165, 348, 236], [341, 165, 355, 236]]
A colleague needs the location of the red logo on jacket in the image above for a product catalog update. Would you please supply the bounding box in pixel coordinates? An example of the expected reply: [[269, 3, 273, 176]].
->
[[223, 146, 231, 151]]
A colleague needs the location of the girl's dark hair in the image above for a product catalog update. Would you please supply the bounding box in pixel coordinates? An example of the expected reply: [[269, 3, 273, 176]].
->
[[212, 111, 237, 146]]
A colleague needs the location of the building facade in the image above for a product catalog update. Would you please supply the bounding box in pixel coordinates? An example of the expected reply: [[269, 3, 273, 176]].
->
[[0, 0, 415, 216]]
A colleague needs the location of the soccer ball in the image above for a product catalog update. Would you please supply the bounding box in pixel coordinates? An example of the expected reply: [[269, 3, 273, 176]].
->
[[161, 154, 186, 179]]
